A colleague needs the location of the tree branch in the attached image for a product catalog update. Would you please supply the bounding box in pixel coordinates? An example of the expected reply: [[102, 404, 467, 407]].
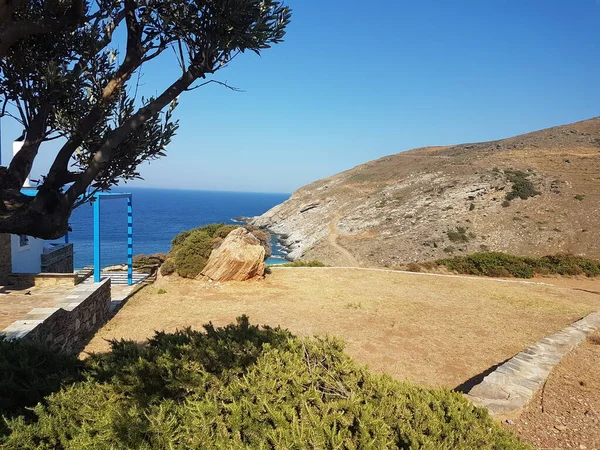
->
[[45, 0, 147, 189], [186, 79, 243, 92], [65, 62, 210, 204], [0, 0, 85, 58], [6, 107, 49, 187]]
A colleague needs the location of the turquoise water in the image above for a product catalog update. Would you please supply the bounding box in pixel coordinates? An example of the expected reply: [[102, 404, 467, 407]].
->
[[66, 188, 289, 270]]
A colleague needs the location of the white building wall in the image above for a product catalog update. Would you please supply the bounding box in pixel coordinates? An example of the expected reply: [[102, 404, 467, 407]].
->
[[13, 140, 30, 187], [10, 138, 41, 273], [11, 234, 43, 273]]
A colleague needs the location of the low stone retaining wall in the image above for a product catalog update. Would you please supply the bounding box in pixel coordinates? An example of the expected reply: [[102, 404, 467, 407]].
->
[[7, 273, 79, 289], [466, 310, 600, 417], [41, 244, 74, 273], [1, 279, 111, 353]]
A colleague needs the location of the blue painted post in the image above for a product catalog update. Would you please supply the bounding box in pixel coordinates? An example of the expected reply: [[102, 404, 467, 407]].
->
[[93, 195, 101, 282], [127, 195, 133, 286]]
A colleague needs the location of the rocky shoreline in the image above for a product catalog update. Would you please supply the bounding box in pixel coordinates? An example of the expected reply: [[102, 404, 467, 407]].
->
[[234, 216, 297, 262], [250, 213, 314, 262]]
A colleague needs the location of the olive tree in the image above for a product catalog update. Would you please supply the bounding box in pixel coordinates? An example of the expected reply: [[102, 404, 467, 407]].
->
[[0, 0, 291, 238], [0, 0, 86, 58]]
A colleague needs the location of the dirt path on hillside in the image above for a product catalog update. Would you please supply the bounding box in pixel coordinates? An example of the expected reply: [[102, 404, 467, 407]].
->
[[328, 215, 360, 267]]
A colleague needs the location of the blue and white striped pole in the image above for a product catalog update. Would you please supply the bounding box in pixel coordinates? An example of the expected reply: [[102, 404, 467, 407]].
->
[[127, 196, 133, 286], [93, 195, 101, 282]]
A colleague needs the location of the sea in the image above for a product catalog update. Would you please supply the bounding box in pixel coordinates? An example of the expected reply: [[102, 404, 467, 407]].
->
[[64, 188, 290, 270]]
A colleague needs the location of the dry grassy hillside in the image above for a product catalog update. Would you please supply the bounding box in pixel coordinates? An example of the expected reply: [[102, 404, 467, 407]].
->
[[252, 118, 600, 267]]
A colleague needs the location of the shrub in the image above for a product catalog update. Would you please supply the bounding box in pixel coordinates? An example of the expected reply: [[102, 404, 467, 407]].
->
[[438, 252, 534, 278], [0, 317, 529, 449], [170, 229, 192, 249], [406, 262, 421, 272], [420, 261, 438, 270], [504, 169, 541, 201], [133, 253, 167, 266], [173, 230, 214, 278], [437, 252, 600, 279], [212, 224, 240, 239], [588, 332, 600, 346], [536, 254, 600, 277], [502, 200, 511, 207], [280, 260, 327, 267], [132, 253, 168, 274], [150, 253, 168, 263], [0, 338, 83, 422], [446, 227, 474, 243], [169, 224, 270, 277], [469, 203, 475, 211], [574, 194, 585, 201], [160, 259, 176, 276]]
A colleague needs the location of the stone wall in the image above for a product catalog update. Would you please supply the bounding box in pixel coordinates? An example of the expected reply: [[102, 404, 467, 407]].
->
[[41, 244, 74, 273], [7, 273, 78, 289], [0, 233, 11, 283], [1, 279, 111, 353]]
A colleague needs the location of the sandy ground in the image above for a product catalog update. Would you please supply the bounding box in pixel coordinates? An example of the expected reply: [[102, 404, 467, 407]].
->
[[506, 330, 600, 450], [84, 268, 600, 389]]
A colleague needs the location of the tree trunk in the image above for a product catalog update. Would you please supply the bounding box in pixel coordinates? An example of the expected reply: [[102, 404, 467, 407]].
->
[[0, 188, 71, 239]]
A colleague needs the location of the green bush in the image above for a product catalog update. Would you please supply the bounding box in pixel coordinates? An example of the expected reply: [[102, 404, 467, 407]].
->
[[280, 260, 327, 267], [170, 224, 236, 251], [133, 253, 167, 266], [132, 254, 167, 274], [504, 169, 541, 201], [536, 254, 600, 277], [212, 224, 239, 239], [170, 230, 192, 249], [0, 317, 529, 449], [173, 230, 215, 278], [446, 227, 474, 243], [437, 252, 600, 279], [438, 252, 534, 278], [169, 224, 245, 278], [168, 224, 272, 278], [0, 338, 82, 422], [160, 259, 176, 276]]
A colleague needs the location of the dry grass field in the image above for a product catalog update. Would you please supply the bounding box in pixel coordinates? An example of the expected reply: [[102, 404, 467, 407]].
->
[[84, 268, 600, 389]]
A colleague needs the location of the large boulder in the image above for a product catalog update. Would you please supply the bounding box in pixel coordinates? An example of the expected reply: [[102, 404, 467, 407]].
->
[[201, 228, 266, 282]]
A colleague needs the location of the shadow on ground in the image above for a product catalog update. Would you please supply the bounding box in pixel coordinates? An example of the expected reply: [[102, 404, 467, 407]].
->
[[454, 357, 512, 393]]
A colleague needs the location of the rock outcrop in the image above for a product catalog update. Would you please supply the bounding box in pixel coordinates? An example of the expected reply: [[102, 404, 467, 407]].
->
[[201, 228, 265, 282], [252, 117, 600, 267]]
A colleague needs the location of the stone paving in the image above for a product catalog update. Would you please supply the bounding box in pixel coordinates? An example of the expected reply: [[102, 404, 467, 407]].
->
[[0, 285, 74, 330], [1, 280, 111, 342], [1, 271, 149, 335], [466, 310, 600, 416]]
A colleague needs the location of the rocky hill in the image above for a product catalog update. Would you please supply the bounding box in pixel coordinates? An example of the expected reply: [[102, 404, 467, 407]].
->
[[252, 118, 600, 267]]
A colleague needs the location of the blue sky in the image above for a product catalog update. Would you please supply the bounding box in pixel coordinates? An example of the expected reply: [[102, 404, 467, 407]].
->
[[2, 0, 600, 193]]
